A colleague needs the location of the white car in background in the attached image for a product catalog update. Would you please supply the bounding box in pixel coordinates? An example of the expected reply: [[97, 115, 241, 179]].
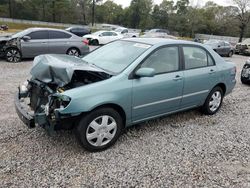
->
[[84, 30, 123, 45], [114, 27, 140, 38]]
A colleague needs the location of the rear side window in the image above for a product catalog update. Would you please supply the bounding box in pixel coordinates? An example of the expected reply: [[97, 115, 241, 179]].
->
[[183, 46, 214, 69], [28, 31, 49, 40], [49, 31, 72, 39], [141, 46, 179, 74], [101, 32, 111, 36]]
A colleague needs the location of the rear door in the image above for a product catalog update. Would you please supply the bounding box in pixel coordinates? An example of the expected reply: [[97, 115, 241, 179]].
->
[[48, 30, 72, 54], [180, 45, 218, 108], [21, 30, 49, 58]]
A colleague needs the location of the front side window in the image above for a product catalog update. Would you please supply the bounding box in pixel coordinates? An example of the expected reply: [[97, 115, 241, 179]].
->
[[141, 46, 179, 74], [111, 32, 118, 36], [183, 46, 214, 69], [28, 31, 49, 40]]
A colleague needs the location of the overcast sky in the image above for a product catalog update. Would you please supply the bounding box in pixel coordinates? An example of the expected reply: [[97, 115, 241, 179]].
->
[[110, 0, 234, 8]]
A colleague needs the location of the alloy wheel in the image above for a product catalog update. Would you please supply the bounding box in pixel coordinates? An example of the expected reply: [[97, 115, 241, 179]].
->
[[67, 49, 80, 57], [6, 49, 21, 62]]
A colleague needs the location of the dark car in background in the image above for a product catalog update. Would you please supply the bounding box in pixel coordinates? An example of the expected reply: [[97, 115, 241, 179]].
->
[[235, 38, 250, 55], [241, 58, 250, 84], [0, 27, 89, 62], [0, 24, 8, 31], [204, 40, 234, 57], [66, 26, 91, 37]]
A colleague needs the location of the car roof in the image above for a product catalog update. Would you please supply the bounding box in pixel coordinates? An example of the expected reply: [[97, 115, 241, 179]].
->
[[27, 27, 69, 32], [121, 38, 199, 46]]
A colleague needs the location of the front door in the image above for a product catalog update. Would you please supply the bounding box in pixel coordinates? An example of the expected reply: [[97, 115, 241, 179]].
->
[[132, 46, 184, 122], [21, 30, 49, 58]]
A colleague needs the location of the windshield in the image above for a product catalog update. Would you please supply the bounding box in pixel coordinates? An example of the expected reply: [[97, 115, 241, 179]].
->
[[82, 40, 151, 74], [12, 29, 31, 38]]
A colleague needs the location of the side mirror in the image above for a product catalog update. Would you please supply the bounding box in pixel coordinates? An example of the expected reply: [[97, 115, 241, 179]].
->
[[99, 34, 103, 37], [22, 36, 31, 41], [135, 67, 155, 78]]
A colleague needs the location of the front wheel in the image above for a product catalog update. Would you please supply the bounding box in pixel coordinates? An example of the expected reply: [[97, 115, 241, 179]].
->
[[74, 108, 123, 152], [5, 48, 21, 63], [202, 87, 224, 115]]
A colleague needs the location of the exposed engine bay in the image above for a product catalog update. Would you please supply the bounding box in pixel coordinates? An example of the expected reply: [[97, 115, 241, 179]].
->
[[0, 36, 21, 56], [17, 54, 112, 131]]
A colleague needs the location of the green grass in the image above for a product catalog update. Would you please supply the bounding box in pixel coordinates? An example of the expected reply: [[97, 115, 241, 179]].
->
[[0, 21, 65, 33]]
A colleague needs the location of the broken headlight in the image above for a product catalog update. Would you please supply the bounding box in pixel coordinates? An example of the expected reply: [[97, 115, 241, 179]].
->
[[52, 94, 71, 109], [45, 94, 71, 116]]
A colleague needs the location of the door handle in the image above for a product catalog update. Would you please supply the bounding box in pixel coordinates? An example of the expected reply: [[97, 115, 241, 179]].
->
[[209, 69, 216, 74], [173, 75, 183, 81]]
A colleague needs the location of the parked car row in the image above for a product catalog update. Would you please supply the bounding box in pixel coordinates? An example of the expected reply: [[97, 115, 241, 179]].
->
[[15, 38, 237, 151]]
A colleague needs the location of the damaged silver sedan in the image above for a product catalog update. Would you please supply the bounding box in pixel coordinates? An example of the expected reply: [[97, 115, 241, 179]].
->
[[15, 39, 236, 151], [0, 28, 89, 62]]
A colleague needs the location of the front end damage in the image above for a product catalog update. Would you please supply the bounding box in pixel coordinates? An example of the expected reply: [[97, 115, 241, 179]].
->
[[15, 54, 112, 133], [0, 36, 21, 57]]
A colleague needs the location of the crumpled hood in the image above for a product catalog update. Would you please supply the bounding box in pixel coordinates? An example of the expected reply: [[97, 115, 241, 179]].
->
[[0, 36, 11, 42], [30, 54, 108, 87]]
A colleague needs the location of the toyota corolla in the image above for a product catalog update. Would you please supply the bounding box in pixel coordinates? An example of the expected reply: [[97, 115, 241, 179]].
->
[[15, 38, 236, 151]]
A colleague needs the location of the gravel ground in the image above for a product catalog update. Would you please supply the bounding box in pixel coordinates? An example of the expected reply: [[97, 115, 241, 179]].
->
[[0, 55, 250, 187]]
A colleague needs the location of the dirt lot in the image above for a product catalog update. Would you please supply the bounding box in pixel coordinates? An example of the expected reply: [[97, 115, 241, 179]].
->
[[0, 55, 250, 187]]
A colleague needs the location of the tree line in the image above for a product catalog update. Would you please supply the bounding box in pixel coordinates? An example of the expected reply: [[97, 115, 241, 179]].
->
[[0, 0, 250, 41]]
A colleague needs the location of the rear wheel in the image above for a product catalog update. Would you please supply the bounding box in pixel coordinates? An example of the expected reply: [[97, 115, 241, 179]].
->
[[202, 87, 224, 115], [91, 39, 99, 46], [75, 108, 123, 152], [228, 51, 233, 57], [66, 48, 80, 57], [5, 48, 21, 63]]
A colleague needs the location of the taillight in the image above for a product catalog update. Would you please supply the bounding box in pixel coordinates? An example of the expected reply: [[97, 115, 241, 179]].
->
[[83, 39, 89, 45]]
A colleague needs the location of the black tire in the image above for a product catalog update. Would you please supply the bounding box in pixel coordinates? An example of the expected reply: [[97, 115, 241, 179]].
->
[[91, 39, 99, 46], [66, 48, 81, 57], [228, 51, 233, 57], [241, 74, 250, 84], [74, 107, 123, 152], [201, 86, 224, 115], [5, 48, 21, 63]]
